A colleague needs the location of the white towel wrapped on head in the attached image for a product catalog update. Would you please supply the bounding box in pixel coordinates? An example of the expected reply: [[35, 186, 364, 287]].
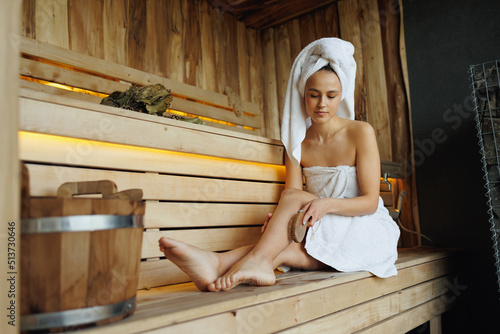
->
[[281, 38, 357, 167]]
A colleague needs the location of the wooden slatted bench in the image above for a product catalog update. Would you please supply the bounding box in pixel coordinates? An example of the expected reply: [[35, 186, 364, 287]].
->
[[18, 37, 467, 333]]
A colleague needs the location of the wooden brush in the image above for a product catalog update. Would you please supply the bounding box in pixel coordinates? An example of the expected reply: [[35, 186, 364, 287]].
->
[[288, 211, 307, 243]]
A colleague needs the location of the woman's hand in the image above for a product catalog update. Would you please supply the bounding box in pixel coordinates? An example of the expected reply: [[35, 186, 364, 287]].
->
[[261, 213, 273, 233], [301, 198, 331, 227]]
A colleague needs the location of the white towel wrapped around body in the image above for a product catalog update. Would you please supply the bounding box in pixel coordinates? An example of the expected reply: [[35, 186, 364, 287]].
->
[[281, 38, 357, 168], [303, 166, 400, 278]]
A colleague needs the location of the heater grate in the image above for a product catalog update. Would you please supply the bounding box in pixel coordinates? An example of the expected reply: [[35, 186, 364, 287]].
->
[[471, 60, 500, 294]]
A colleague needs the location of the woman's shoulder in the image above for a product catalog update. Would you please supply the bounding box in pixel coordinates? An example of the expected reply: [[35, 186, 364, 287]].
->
[[343, 119, 375, 135]]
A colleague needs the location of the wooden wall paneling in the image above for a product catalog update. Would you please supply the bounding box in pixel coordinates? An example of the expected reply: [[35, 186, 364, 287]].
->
[[165, 0, 184, 83], [1, 1, 20, 333], [274, 25, 291, 125], [237, 21, 251, 102], [338, 0, 368, 122], [200, 0, 217, 92], [377, 0, 417, 246], [314, 8, 327, 38], [22, 0, 36, 39], [68, 0, 104, 58], [102, 0, 128, 65], [35, 0, 69, 49], [224, 12, 240, 97], [298, 12, 316, 49], [212, 8, 227, 94], [144, 0, 160, 76], [247, 28, 265, 134], [127, 0, 147, 74], [262, 28, 281, 140], [324, 3, 340, 37], [357, 0, 392, 161], [182, 0, 202, 88], [286, 19, 302, 65]]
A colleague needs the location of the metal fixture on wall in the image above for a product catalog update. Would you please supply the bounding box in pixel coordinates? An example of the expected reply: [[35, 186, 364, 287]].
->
[[471, 59, 500, 294]]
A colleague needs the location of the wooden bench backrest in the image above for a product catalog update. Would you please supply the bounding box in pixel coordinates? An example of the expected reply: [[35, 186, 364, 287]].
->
[[18, 36, 264, 136]]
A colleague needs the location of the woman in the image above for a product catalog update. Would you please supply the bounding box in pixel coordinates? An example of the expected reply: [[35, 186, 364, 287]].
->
[[159, 38, 400, 292]]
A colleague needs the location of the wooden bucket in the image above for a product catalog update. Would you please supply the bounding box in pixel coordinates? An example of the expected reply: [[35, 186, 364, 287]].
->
[[20, 179, 145, 332]]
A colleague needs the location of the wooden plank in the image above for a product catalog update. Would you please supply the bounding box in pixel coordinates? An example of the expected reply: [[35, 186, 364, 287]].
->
[[25, 164, 284, 203], [357, 0, 392, 161], [1, 2, 20, 333], [274, 25, 291, 126], [324, 3, 340, 38], [35, 0, 68, 49], [338, 0, 367, 122], [171, 97, 261, 128], [224, 12, 240, 98], [21, 0, 36, 39], [262, 29, 281, 140], [68, 0, 104, 58], [237, 21, 251, 102], [247, 28, 266, 136], [81, 249, 464, 333], [430, 316, 442, 334], [19, 132, 285, 182], [102, 0, 128, 65], [18, 36, 260, 115], [212, 7, 227, 95], [127, 0, 147, 74], [200, 0, 217, 92], [182, 0, 202, 87], [139, 259, 190, 289], [20, 79, 103, 103], [298, 12, 316, 49], [355, 298, 453, 333], [141, 227, 262, 259], [20, 57, 130, 94], [144, 202, 276, 229], [18, 95, 285, 165], [280, 275, 455, 333]]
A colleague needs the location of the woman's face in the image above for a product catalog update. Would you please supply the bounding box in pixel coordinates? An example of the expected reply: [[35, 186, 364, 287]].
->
[[303, 70, 342, 124]]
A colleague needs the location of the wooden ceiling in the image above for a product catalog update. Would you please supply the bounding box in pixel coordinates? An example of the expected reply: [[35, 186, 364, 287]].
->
[[207, 0, 338, 30]]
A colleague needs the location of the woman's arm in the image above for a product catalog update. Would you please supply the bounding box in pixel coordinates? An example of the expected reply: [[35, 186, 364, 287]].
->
[[301, 122, 381, 226], [285, 153, 303, 190]]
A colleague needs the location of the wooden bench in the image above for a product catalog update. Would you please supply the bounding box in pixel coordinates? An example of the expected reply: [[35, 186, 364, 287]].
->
[[18, 37, 467, 333]]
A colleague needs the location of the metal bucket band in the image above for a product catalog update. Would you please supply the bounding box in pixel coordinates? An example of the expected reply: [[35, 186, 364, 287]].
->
[[21, 214, 143, 234], [21, 296, 136, 331]]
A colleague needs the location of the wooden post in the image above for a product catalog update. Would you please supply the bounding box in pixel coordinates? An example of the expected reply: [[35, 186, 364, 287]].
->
[[1, 1, 21, 333]]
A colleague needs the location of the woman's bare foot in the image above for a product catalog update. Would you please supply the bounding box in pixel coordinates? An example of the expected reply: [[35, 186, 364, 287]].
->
[[208, 255, 276, 291], [158, 237, 221, 291]]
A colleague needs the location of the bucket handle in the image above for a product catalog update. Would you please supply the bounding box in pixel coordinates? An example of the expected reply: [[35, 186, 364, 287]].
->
[[57, 180, 118, 198]]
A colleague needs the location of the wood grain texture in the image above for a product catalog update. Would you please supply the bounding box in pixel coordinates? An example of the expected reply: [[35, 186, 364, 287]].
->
[[19, 95, 283, 164], [25, 164, 284, 203], [0, 2, 20, 334], [357, 0, 392, 161], [274, 25, 291, 125], [262, 28, 280, 139], [35, 0, 69, 48], [102, 0, 128, 65]]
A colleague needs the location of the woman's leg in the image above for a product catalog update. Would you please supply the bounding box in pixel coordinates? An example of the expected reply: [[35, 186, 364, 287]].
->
[[159, 237, 254, 291], [209, 188, 318, 291]]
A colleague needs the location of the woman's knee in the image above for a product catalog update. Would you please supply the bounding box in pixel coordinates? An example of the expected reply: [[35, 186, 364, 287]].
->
[[280, 188, 314, 204]]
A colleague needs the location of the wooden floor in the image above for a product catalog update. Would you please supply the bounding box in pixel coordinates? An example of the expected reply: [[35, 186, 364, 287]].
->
[[81, 248, 466, 334]]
